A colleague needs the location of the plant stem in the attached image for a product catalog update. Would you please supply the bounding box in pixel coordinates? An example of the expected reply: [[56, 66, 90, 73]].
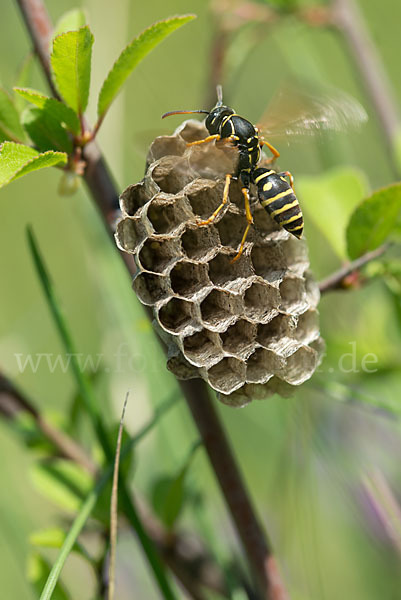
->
[[318, 243, 390, 294], [330, 0, 401, 179], [14, 1, 287, 597]]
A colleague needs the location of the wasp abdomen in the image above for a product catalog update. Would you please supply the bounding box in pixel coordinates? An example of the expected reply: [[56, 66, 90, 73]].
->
[[252, 168, 303, 238]]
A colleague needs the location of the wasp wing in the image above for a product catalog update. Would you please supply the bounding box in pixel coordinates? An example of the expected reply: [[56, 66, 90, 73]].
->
[[257, 82, 368, 140]]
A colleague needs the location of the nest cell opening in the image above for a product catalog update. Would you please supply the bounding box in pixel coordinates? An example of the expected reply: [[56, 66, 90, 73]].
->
[[216, 211, 249, 250], [151, 156, 193, 194], [243, 282, 280, 323], [133, 272, 171, 305], [177, 121, 208, 143], [170, 261, 210, 299], [120, 182, 150, 216], [252, 204, 282, 237], [158, 297, 199, 335], [207, 357, 246, 394], [148, 136, 187, 164], [138, 238, 182, 273], [185, 180, 225, 221], [200, 289, 242, 331], [246, 348, 283, 384], [146, 196, 189, 235], [183, 330, 222, 367], [115, 217, 146, 253], [251, 244, 287, 282], [279, 277, 308, 314], [181, 225, 220, 261], [279, 237, 309, 276], [279, 346, 319, 385], [220, 320, 257, 359], [294, 310, 320, 344], [208, 252, 253, 289]]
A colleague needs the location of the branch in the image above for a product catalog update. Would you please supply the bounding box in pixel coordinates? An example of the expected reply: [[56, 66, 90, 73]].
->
[[318, 243, 390, 294], [0, 370, 227, 599], [0, 372, 97, 475], [14, 1, 287, 597]]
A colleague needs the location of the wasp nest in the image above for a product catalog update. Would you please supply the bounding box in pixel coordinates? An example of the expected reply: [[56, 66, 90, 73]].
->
[[115, 120, 324, 406]]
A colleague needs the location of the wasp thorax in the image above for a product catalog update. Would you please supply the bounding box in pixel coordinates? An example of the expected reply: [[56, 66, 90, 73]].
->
[[115, 119, 324, 406]]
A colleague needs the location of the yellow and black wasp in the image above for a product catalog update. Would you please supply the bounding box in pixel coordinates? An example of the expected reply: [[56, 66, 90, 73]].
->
[[162, 84, 366, 261]]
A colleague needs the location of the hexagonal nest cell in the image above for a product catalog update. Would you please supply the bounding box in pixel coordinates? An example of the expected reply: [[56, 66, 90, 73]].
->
[[115, 119, 324, 405]]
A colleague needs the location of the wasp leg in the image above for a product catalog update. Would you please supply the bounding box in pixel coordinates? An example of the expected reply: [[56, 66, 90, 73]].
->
[[231, 187, 253, 263], [187, 134, 221, 147], [259, 139, 280, 165], [279, 170, 295, 191], [197, 173, 232, 226], [217, 134, 240, 146]]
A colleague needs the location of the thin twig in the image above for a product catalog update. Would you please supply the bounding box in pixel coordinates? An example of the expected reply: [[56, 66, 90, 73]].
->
[[0, 370, 227, 598], [108, 393, 128, 600], [318, 243, 390, 294], [0, 373, 97, 475], [330, 0, 401, 178], [14, 1, 287, 598], [181, 379, 288, 600]]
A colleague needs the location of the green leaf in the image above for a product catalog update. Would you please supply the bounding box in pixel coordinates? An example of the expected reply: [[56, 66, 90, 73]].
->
[[51, 26, 94, 114], [150, 440, 201, 530], [0, 87, 26, 142], [30, 459, 92, 512], [0, 142, 67, 189], [346, 183, 401, 259], [97, 15, 195, 121], [28, 554, 71, 600], [297, 166, 368, 259], [14, 87, 80, 134], [30, 528, 66, 549], [53, 8, 87, 40], [21, 106, 73, 153]]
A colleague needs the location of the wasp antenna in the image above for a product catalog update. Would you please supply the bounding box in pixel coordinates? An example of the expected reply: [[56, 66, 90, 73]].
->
[[216, 84, 223, 106], [162, 110, 209, 119]]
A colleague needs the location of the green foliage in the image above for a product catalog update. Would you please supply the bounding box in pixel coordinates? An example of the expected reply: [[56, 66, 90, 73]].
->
[[14, 88, 80, 134], [30, 459, 92, 512], [97, 15, 196, 121], [28, 554, 71, 600], [346, 183, 401, 259], [151, 440, 201, 530], [21, 106, 73, 153], [52, 8, 87, 40], [51, 26, 94, 115], [0, 88, 26, 142], [0, 142, 67, 188], [297, 166, 368, 259], [30, 528, 67, 550]]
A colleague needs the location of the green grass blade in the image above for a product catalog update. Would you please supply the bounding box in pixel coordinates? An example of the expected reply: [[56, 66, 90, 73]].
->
[[39, 392, 180, 600], [97, 15, 195, 121]]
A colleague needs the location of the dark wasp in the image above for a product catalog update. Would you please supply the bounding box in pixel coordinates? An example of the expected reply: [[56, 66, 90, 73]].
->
[[162, 86, 301, 262], [163, 84, 366, 260]]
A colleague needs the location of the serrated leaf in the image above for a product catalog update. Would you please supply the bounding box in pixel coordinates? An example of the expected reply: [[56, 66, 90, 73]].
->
[[346, 183, 401, 259], [30, 459, 92, 512], [97, 15, 195, 121], [51, 26, 94, 114], [14, 87, 80, 134], [0, 142, 67, 189], [53, 8, 87, 40], [297, 166, 368, 259], [28, 554, 71, 600], [0, 87, 26, 142], [21, 106, 73, 153]]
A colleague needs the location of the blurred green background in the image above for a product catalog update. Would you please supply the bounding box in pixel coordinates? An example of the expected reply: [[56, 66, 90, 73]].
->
[[1, 0, 401, 598]]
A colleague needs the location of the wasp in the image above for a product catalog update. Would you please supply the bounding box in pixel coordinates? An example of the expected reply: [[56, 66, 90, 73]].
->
[[162, 84, 366, 260]]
